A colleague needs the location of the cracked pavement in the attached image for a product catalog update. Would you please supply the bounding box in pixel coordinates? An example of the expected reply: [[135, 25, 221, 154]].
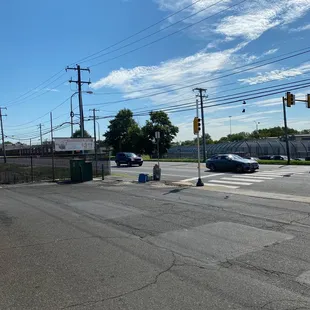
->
[[2, 181, 310, 309]]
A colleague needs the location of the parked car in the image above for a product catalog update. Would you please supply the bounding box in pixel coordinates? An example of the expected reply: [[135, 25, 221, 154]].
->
[[206, 154, 259, 173], [271, 155, 288, 160], [115, 152, 143, 167], [293, 158, 305, 161], [258, 155, 273, 160]]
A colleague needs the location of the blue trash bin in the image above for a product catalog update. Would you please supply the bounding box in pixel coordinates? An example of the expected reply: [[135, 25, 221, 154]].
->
[[138, 174, 149, 183]]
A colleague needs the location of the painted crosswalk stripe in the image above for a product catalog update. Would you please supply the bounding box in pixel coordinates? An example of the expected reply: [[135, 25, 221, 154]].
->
[[208, 180, 252, 186], [255, 173, 282, 178], [181, 174, 221, 182], [228, 177, 264, 183], [204, 183, 239, 189], [232, 175, 274, 180]]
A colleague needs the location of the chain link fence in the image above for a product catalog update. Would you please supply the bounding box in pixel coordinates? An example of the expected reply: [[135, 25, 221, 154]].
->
[[0, 152, 111, 185]]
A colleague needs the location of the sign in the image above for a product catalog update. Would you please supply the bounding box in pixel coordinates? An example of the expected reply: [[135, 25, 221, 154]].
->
[[54, 138, 94, 152], [155, 131, 160, 139]]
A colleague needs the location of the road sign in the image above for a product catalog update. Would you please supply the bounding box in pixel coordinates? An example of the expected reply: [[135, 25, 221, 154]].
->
[[155, 131, 160, 139]]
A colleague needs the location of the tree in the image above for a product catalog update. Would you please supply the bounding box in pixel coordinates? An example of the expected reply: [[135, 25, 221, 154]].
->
[[4, 141, 12, 145], [104, 109, 143, 153], [72, 129, 91, 138], [142, 111, 178, 156]]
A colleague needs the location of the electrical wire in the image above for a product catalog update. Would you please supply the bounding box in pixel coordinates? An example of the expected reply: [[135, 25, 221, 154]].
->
[[74, 0, 204, 65], [84, 0, 226, 65], [86, 47, 310, 107], [4, 70, 66, 107], [89, 0, 248, 67]]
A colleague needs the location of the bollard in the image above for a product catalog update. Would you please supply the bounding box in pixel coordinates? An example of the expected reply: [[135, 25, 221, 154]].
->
[[102, 164, 105, 180]]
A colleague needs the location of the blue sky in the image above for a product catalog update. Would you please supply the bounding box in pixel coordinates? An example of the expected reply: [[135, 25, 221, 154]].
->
[[2, 0, 310, 144]]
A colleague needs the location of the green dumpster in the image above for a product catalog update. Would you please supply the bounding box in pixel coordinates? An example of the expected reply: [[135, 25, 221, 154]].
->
[[70, 159, 93, 183]]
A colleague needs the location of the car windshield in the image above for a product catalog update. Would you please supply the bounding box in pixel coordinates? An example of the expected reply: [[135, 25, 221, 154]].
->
[[125, 152, 137, 157], [231, 155, 243, 160]]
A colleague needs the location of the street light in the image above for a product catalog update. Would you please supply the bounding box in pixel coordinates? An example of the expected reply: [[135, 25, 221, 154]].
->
[[254, 121, 260, 132], [70, 91, 93, 137]]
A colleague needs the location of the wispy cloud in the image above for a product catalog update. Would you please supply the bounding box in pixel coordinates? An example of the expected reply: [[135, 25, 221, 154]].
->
[[290, 23, 310, 32], [238, 62, 310, 85]]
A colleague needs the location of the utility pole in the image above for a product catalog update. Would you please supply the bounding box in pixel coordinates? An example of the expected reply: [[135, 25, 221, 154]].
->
[[50, 112, 55, 182], [38, 123, 43, 156], [193, 88, 207, 162], [282, 97, 291, 164], [66, 65, 91, 138], [195, 99, 203, 187], [90, 109, 99, 175], [229, 116, 232, 135], [0, 107, 7, 163]]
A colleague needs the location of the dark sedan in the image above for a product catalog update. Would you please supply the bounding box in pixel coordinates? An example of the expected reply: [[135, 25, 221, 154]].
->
[[115, 152, 143, 167], [206, 154, 259, 173]]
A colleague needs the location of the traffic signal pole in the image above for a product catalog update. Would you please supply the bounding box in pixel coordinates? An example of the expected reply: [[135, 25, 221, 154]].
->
[[195, 99, 204, 187], [282, 96, 291, 165]]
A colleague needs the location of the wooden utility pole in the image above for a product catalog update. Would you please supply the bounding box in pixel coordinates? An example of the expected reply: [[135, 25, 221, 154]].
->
[[38, 123, 43, 156], [67, 65, 91, 138], [89, 109, 99, 175], [0, 107, 7, 163], [50, 112, 55, 181]]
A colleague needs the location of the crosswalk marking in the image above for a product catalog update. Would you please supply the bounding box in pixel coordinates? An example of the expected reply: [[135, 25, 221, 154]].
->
[[208, 179, 252, 186], [204, 183, 239, 189], [232, 175, 274, 180], [181, 174, 221, 182], [255, 173, 282, 177], [227, 177, 264, 183]]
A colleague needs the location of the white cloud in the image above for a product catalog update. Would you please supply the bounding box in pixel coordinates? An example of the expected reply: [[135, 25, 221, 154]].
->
[[238, 62, 310, 85], [290, 23, 310, 32], [263, 48, 278, 56], [155, 0, 310, 44]]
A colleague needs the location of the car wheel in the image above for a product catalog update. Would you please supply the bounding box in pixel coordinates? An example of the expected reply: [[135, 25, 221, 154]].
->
[[209, 164, 216, 171], [127, 161, 132, 167], [139, 163, 143, 166], [236, 164, 243, 173], [116, 161, 120, 167]]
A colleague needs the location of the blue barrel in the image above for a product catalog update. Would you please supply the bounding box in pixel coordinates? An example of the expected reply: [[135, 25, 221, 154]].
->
[[138, 174, 149, 183]]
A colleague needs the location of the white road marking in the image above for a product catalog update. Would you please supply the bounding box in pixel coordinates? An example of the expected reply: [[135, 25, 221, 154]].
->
[[114, 169, 189, 178], [232, 175, 274, 180], [181, 174, 221, 182], [227, 177, 264, 183], [255, 173, 282, 178], [208, 180, 252, 186], [203, 183, 239, 189]]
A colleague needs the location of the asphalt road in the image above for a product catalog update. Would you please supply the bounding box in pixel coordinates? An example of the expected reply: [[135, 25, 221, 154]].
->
[[112, 161, 310, 197], [2, 180, 310, 309]]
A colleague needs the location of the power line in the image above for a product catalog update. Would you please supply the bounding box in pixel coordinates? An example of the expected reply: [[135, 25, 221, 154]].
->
[[86, 47, 310, 107], [83, 0, 226, 65], [89, 0, 248, 67], [75, 0, 204, 65], [6, 77, 67, 108], [4, 70, 65, 107]]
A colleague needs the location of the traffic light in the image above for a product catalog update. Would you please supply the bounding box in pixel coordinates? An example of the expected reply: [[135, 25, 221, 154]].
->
[[307, 94, 310, 108], [193, 117, 201, 134], [286, 92, 295, 107]]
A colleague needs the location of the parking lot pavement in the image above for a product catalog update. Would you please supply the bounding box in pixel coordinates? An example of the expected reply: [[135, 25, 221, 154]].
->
[[3, 179, 310, 309]]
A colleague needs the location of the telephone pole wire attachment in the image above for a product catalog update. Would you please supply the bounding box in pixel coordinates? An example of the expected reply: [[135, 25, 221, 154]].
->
[[66, 64, 91, 138]]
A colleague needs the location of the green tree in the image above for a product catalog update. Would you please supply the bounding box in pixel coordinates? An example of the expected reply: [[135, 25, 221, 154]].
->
[[104, 109, 142, 153], [142, 111, 178, 156], [72, 129, 91, 138]]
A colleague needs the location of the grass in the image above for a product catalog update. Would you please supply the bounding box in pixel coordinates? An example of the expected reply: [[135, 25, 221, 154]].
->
[[0, 163, 70, 184]]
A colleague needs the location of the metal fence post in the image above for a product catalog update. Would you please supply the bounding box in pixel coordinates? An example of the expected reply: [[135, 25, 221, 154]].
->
[[102, 164, 104, 180], [31, 156, 34, 182]]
